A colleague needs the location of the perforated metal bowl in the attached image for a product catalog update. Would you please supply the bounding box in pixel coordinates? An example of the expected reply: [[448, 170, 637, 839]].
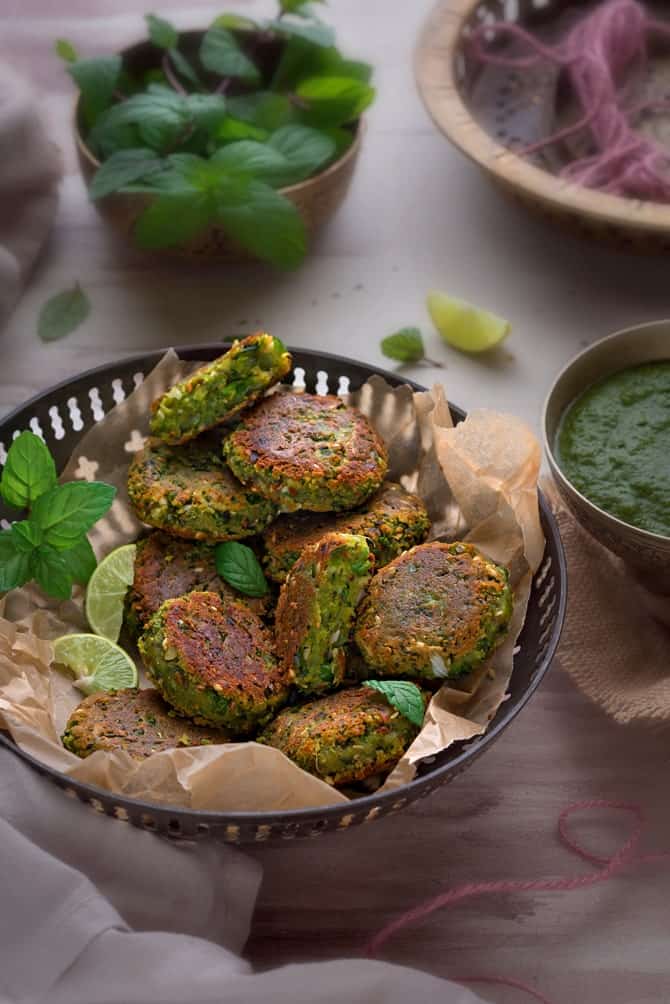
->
[[0, 346, 566, 843]]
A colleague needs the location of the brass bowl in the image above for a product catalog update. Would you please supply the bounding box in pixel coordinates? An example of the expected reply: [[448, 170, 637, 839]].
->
[[74, 31, 362, 262], [543, 321, 670, 587]]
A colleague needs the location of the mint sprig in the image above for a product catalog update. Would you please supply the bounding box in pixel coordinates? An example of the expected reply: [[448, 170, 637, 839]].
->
[[363, 680, 426, 728], [215, 541, 269, 598], [0, 432, 115, 600]]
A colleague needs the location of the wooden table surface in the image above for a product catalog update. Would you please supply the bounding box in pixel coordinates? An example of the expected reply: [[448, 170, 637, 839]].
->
[[2, 2, 670, 1002]]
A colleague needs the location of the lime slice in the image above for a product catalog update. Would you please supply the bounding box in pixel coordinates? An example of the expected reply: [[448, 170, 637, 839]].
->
[[85, 543, 136, 642], [53, 633, 138, 695], [427, 291, 511, 353]]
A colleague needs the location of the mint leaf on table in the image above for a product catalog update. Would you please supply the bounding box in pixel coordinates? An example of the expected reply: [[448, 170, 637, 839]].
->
[[63, 536, 97, 585], [0, 532, 31, 592], [199, 27, 260, 84], [215, 542, 268, 597], [89, 148, 164, 199], [134, 191, 214, 248], [363, 680, 426, 728], [38, 284, 91, 343], [381, 328, 425, 364], [30, 482, 116, 550], [295, 75, 375, 126], [0, 431, 57, 509], [69, 56, 121, 128], [266, 17, 334, 48], [145, 13, 178, 49], [215, 176, 306, 268], [55, 39, 78, 63], [30, 546, 74, 601]]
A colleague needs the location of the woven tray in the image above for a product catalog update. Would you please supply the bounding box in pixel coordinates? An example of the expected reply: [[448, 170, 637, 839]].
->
[[416, 0, 670, 250], [0, 346, 566, 844]]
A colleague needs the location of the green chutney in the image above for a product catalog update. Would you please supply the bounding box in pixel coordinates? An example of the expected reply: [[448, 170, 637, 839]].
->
[[557, 361, 670, 537]]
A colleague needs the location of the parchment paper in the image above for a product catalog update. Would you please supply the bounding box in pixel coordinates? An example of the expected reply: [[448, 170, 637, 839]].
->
[[0, 351, 544, 810]]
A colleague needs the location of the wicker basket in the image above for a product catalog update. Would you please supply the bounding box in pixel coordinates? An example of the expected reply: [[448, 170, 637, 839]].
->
[[75, 31, 362, 262], [415, 0, 670, 250], [0, 347, 566, 843]]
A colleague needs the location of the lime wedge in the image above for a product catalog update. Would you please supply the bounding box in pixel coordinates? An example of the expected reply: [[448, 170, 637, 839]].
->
[[85, 543, 136, 642], [427, 291, 510, 353], [53, 633, 138, 695]]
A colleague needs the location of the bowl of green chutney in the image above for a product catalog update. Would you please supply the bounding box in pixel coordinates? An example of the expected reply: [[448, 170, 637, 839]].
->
[[543, 321, 670, 587]]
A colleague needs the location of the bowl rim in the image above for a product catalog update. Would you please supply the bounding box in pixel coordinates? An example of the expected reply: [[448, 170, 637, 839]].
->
[[0, 343, 567, 829], [73, 28, 363, 198], [542, 320, 670, 545], [414, 0, 670, 235]]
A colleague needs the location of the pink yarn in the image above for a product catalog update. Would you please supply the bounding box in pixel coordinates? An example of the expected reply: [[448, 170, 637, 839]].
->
[[365, 799, 670, 1003], [468, 0, 670, 200]]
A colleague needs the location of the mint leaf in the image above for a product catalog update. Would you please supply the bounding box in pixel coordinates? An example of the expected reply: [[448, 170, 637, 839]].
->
[[215, 176, 306, 268], [91, 88, 187, 153], [146, 13, 178, 49], [215, 541, 268, 597], [11, 520, 42, 552], [184, 93, 228, 134], [38, 284, 91, 343], [1, 431, 57, 509], [363, 680, 425, 728], [272, 38, 373, 91], [267, 17, 334, 47], [0, 531, 31, 592], [212, 141, 292, 185], [31, 481, 116, 550], [134, 192, 214, 248], [89, 120, 143, 159], [227, 92, 294, 130], [56, 39, 78, 63], [213, 13, 257, 30], [168, 48, 202, 88], [89, 148, 164, 200], [30, 546, 74, 600], [200, 27, 260, 84], [69, 56, 121, 128], [296, 75, 375, 126], [381, 328, 425, 364], [269, 124, 335, 181], [63, 536, 97, 585], [280, 0, 324, 14], [322, 125, 354, 158], [215, 117, 270, 143]]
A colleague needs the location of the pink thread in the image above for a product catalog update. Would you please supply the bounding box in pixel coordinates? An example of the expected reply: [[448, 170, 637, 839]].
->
[[365, 799, 670, 1004], [468, 0, 670, 200]]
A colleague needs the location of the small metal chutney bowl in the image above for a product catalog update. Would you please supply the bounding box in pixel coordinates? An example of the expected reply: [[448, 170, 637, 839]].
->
[[74, 30, 362, 262], [543, 321, 670, 586]]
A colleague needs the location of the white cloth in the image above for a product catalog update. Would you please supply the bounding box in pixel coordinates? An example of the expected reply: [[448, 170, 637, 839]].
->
[[0, 62, 61, 330], [0, 748, 484, 1004]]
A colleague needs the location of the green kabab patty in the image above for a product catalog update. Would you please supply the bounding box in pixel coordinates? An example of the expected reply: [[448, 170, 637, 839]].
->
[[127, 436, 278, 541], [62, 687, 230, 759], [262, 481, 430, 582], [274, 532, 374, 695], [259, 685, 423, 786], [223, 392, 388, 512], [125, 531, 269, 637], [149, 333, 292, 445], [139, 591, 289, 734], [354, 541, 513, 679]]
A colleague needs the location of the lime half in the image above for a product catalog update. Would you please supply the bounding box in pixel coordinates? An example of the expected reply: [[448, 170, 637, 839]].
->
[[53, 633, 138, 695], [427, 291, 511, 353], [85, 543, 136, 642]]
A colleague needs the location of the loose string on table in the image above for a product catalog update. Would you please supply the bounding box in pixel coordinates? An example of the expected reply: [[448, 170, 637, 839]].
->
[[467, 0, 670, 200], [365, 799, 670, 1004]]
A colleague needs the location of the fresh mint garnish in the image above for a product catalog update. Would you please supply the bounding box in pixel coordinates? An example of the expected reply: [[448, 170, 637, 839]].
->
[[363, 680, 426, 728], [0, 432, 115, 600], [38, 284, 91, 343], [215, 541, 269, 598], [380, 327, 444, 368]]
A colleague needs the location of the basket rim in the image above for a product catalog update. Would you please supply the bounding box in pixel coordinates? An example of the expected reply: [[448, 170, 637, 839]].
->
[[414, 0, 670, 235], [0, 343, 567, 828]]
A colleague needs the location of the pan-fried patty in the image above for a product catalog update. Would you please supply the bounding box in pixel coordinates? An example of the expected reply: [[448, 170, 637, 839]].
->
[[258, 685, 423, 786], [139, 591, 289, 733], [127, 436, 277, 541], [124, 531, 269, 637], [262, 482, 430, 582], [354, 541, 513, 679], [149, 333, 291, 445], [274, 533, 374, 695], [223, 393, 388, 512], [61, 687, 229, 759]]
